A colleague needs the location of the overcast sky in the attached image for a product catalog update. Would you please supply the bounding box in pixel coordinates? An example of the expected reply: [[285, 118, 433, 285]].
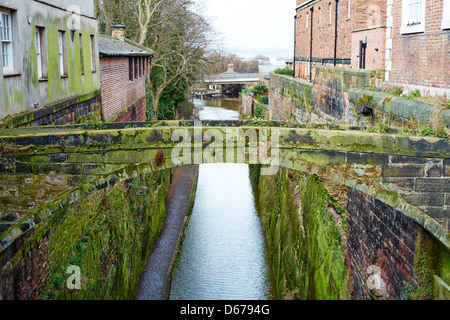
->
[[196, 0, 296, 56]]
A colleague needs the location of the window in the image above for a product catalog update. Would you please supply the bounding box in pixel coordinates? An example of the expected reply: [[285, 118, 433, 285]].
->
[[0, 11, 13, 73], [408, 0, 422, 25], [134, 57, 138, 80], [79, 33, 84, 74], [306, 13, 309, 29], [329, 3, 332, 24], [36, 27, 46, 79], [58, 31, 67, 76], [401, 0, 425, 34], [348, 0, 351, 19], [318, 7, 322, 26], [129, 57, 134, 81], [90, 35, 96, 72], [442, 0, 450, 29]]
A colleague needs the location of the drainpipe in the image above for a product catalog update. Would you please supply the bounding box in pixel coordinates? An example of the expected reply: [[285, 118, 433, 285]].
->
[[294, 14, 297, 78], [334, 0, 339, 66], [309, 6, 314, 82]]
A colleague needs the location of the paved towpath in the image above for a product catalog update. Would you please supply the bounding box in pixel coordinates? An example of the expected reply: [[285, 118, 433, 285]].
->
[[135, 165, 198, 300]]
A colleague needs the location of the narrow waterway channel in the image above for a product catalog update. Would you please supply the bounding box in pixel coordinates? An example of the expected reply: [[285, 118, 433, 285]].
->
[[169, 99, 278, 300]]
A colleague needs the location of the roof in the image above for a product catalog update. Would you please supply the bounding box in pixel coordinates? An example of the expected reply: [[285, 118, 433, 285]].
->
[[203, 71, 259, 84], [296, 0, 315, 11], [98, 35, 154, 58], [258, 65, 281, 80]]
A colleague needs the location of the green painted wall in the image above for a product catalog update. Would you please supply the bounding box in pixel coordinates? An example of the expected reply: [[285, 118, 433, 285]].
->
[[1, 10, 100, 124]]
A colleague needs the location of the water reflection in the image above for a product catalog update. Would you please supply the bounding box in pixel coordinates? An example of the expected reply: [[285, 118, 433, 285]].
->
[[169, 99, 277, 300]]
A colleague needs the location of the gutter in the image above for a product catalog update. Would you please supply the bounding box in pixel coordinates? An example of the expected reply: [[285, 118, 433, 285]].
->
[[296, 0, 315, 11], [294, 15, 297, 78], [309, 6, 314, 81], [334, 0, 339, 66], [99, 53, 154, 58]]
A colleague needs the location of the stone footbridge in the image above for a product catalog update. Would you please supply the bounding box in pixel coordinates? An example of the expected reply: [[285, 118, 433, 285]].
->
[[0, 120, 448, 252]]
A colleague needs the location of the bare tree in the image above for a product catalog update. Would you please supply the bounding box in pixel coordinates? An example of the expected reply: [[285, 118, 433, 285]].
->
[[145, 0, 214, 119]]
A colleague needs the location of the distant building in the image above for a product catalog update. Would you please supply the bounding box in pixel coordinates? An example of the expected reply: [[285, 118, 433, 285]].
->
[[285, 58, 294, 71], [258, 65, 281, 87], [98, 25, 153, 122], [203, 64, 259, 97], [294, 0, 387, 81], [385, 0, 450, 97], [0, 0, 102, 127]]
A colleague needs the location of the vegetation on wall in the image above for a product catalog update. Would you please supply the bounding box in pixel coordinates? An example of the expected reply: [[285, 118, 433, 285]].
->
[[274, 67, 294, 77], [251, 166, 349, 300], [38, 170, 171, 300]]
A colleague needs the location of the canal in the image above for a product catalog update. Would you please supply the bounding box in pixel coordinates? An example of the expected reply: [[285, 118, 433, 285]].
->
[[169, 99, 278, 300]]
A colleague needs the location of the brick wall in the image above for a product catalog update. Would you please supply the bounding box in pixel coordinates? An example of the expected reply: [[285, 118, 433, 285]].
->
[[295, 0, 386, 81], [114, 97, 147, 123], [347, 187, 420, 300], [270, 67, 381, 123], [1, 92, 102, 128], [100, 56, 147, 122], [351, 27, 387, 70], [387, 0, 450, 95]]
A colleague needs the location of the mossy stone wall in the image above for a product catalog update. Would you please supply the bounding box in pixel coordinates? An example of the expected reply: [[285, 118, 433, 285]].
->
[[252, 165, 449, 300], [252, 165, 349, 300], [0, 169, 171, 300]]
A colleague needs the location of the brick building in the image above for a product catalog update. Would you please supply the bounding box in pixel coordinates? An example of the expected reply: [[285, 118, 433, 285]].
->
[[0, 0, 102, 127], [99, 25, 153, 122], [385, 0, 450, 97], [294, 0, 387, 81]]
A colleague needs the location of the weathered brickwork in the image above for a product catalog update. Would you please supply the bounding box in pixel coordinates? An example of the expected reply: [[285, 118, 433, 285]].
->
[[270, 67, 381, 123], [114, 97, 147, 123], [1, 92, 102, 128], [100, 57, 147, 122], [294, 0, 386, 81], [347, 187, 419, 300], [386, 0, 450, 96], [351, 27, 387, 70], [0, 167, 171, 300]]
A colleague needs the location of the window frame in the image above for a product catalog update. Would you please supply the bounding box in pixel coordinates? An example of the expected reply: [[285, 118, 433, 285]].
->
[[79, 33, 84, 75], [58, 31, 67, 76], [442, 0, 450, 30], [0, 10, 14, 74], [318, 7, 321, 26], [348, 0, 351, 20], [401, 0, 425, 34], [329, 3, 332, 25], [90, 34, 96, 72], [35, 26, 47, 79]]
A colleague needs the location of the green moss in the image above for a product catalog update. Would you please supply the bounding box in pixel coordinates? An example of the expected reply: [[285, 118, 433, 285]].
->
[[4, 86, 9, 111], [37, 169, 171, 300], [407, 228, 438, 300], [256, 167, 349, 300]]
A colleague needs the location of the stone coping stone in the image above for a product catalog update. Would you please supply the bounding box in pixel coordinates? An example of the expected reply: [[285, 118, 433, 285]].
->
[[349, 88, 449, 127]]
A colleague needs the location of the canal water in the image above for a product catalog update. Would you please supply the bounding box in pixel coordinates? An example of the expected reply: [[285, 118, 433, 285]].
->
[[169, 99, 278, 300]]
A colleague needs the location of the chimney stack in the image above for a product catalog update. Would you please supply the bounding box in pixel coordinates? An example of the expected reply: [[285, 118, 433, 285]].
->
[[227, 64, 234, 72], [111, 23, 126, 41]]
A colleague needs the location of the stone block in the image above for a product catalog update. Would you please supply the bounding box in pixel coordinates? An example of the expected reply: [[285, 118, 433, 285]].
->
[[382, 178, 415, 193], [401, 193, 445, 207], [390, 156, 429, 164], [444, 159, 450, 177], [425, 164, 443, 177], [415, 178, 450, 193], [347, 152, 389, 165], [382, 165, 424, 177]]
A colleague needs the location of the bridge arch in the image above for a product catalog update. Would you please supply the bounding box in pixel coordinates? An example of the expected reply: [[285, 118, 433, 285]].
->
[[1, 121, 448, 250], [0, 121, 448, 299]]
